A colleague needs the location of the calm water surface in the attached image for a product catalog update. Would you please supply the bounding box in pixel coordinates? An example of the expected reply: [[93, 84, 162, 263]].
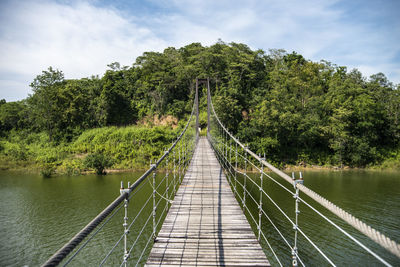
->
[[0, 170, 399, 266]]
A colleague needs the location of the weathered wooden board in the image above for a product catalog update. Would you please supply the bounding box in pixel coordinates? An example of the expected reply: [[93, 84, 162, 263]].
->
[[145, 137, 270, 266]]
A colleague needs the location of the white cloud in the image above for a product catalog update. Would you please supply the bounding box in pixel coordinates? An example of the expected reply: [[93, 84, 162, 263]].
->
[[148, 0, 400, 84], [1, 0, 399, 101], [0, 0, 167, 101]]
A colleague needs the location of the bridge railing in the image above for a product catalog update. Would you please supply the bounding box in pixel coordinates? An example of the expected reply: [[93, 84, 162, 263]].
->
[[207, 85, 400, 266], [42, 100, 199, 267]]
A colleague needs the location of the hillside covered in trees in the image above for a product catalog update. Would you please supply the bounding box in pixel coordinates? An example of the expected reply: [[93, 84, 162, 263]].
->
[[1, 41, 399, 173]]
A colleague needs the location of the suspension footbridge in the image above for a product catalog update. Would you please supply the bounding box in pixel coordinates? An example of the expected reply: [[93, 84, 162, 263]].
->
[[42, 78, 400, 266], [146, 137, 270, 266]]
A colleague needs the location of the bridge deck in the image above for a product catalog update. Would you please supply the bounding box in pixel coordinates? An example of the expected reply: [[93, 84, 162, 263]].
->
[[146, 137, 270, 266]]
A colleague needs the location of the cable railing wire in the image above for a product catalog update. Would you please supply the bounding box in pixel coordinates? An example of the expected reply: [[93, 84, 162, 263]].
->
[[43, 96, 198, 267], [207, 90, 399, 266], [212, 132, 298, 199], [211, 126, 336, 266], [217, 149, 331, 265], [99, 180, 153, 266], [123, 181, 173, 267], [102, 167, 179, 267], [212, 125, 394, 266], [210, 109, 326, 266], [120, 188, 166, 267], [100, 155, 187, 266], [211, 122, 384, 266]]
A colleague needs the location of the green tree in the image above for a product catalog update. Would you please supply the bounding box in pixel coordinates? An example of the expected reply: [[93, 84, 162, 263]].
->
[[28, 67, 65, 141], [2, 42, 398, 168], [98, 67, 137, 126], [0, 100, 29, 133]]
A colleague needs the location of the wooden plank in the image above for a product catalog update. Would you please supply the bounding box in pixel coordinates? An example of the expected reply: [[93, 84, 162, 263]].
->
[[145, 137, 270, 266]]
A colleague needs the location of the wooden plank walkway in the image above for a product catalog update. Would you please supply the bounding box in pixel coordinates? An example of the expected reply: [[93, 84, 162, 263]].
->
[[146, 137, 270, 266]]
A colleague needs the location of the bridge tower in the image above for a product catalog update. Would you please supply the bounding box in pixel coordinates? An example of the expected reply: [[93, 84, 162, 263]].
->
[[195, 78, 210, 135]]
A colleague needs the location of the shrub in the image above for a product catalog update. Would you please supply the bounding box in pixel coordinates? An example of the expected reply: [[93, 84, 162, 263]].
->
[[41, 163, 55, 178], [84, 153, 113, 175], [63, 159, 82, 176], [4, 142, 28, 161]]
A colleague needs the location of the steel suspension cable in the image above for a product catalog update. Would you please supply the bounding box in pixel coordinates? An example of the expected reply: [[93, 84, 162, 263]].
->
[[63, 199, 125, 266], [298, 196, 392, 267]]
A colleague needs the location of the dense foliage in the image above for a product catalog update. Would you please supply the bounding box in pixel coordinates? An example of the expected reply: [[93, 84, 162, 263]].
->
[[1, 41, 399, 170], [0, 125, 179, 174], [83, 153, 113, 175]]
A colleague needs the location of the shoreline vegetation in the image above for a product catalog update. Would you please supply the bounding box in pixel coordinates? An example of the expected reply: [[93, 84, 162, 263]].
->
[[1, 158, 399, 176], [1, 42, 399, 176], [0, 122, 185, 177], [0, 124, 398, 177]]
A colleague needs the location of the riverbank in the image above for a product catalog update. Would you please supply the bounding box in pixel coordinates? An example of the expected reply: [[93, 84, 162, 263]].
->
[[0, 125, 183, 176], [2, 155, 399, 177], [283, 163, 400, 172], [283, 156, 400, 171], [1, 125, 399, 176]]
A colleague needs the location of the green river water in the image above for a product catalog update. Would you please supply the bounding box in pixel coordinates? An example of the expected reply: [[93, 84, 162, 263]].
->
[[0, 170, 399, 266]]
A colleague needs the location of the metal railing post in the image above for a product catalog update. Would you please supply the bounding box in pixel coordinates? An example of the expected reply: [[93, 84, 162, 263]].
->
[[165, 151, 169, 214], [235, 139, 238, 194], [225, 131, 228, 168], [220, 127, 223, 162], [219, 125, 222, 154], [221, 126, 223, 155], [207, 78, 210, 135], [222, 130, 226, 167], [183, 139, 186, 178], [186, 140, 189, 168], [152, 161, 156, 240], [184, 140, 187, 170], [229, 139, 232, 172], [243, 144, 247, 212], [207, 78, 211, 135], [195, 79, 199, 137], [179, 141, 182, 184], [292, 172, 303, 266], [228, 138, 232, 184], [120, 181, 130, 266], [258, 154, 265, 241], [173, 149, 176, 196]]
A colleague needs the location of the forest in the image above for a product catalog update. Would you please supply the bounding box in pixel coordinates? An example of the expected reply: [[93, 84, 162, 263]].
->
[[1, 41, 399, 174]]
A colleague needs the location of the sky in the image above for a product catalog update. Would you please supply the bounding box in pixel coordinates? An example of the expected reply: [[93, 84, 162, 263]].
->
[[0, 0, 399, 101]]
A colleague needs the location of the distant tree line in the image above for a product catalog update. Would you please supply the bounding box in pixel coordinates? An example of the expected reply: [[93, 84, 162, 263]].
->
[[1, 41, 399, 167]]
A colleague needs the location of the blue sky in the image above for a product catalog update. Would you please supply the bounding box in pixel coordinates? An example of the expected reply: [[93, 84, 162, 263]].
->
[[0, 0, 399, 101]]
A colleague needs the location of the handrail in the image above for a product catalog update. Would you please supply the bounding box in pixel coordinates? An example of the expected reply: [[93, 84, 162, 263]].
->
[[208, 91, 399, 266], [42, 100, 197, 267]]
